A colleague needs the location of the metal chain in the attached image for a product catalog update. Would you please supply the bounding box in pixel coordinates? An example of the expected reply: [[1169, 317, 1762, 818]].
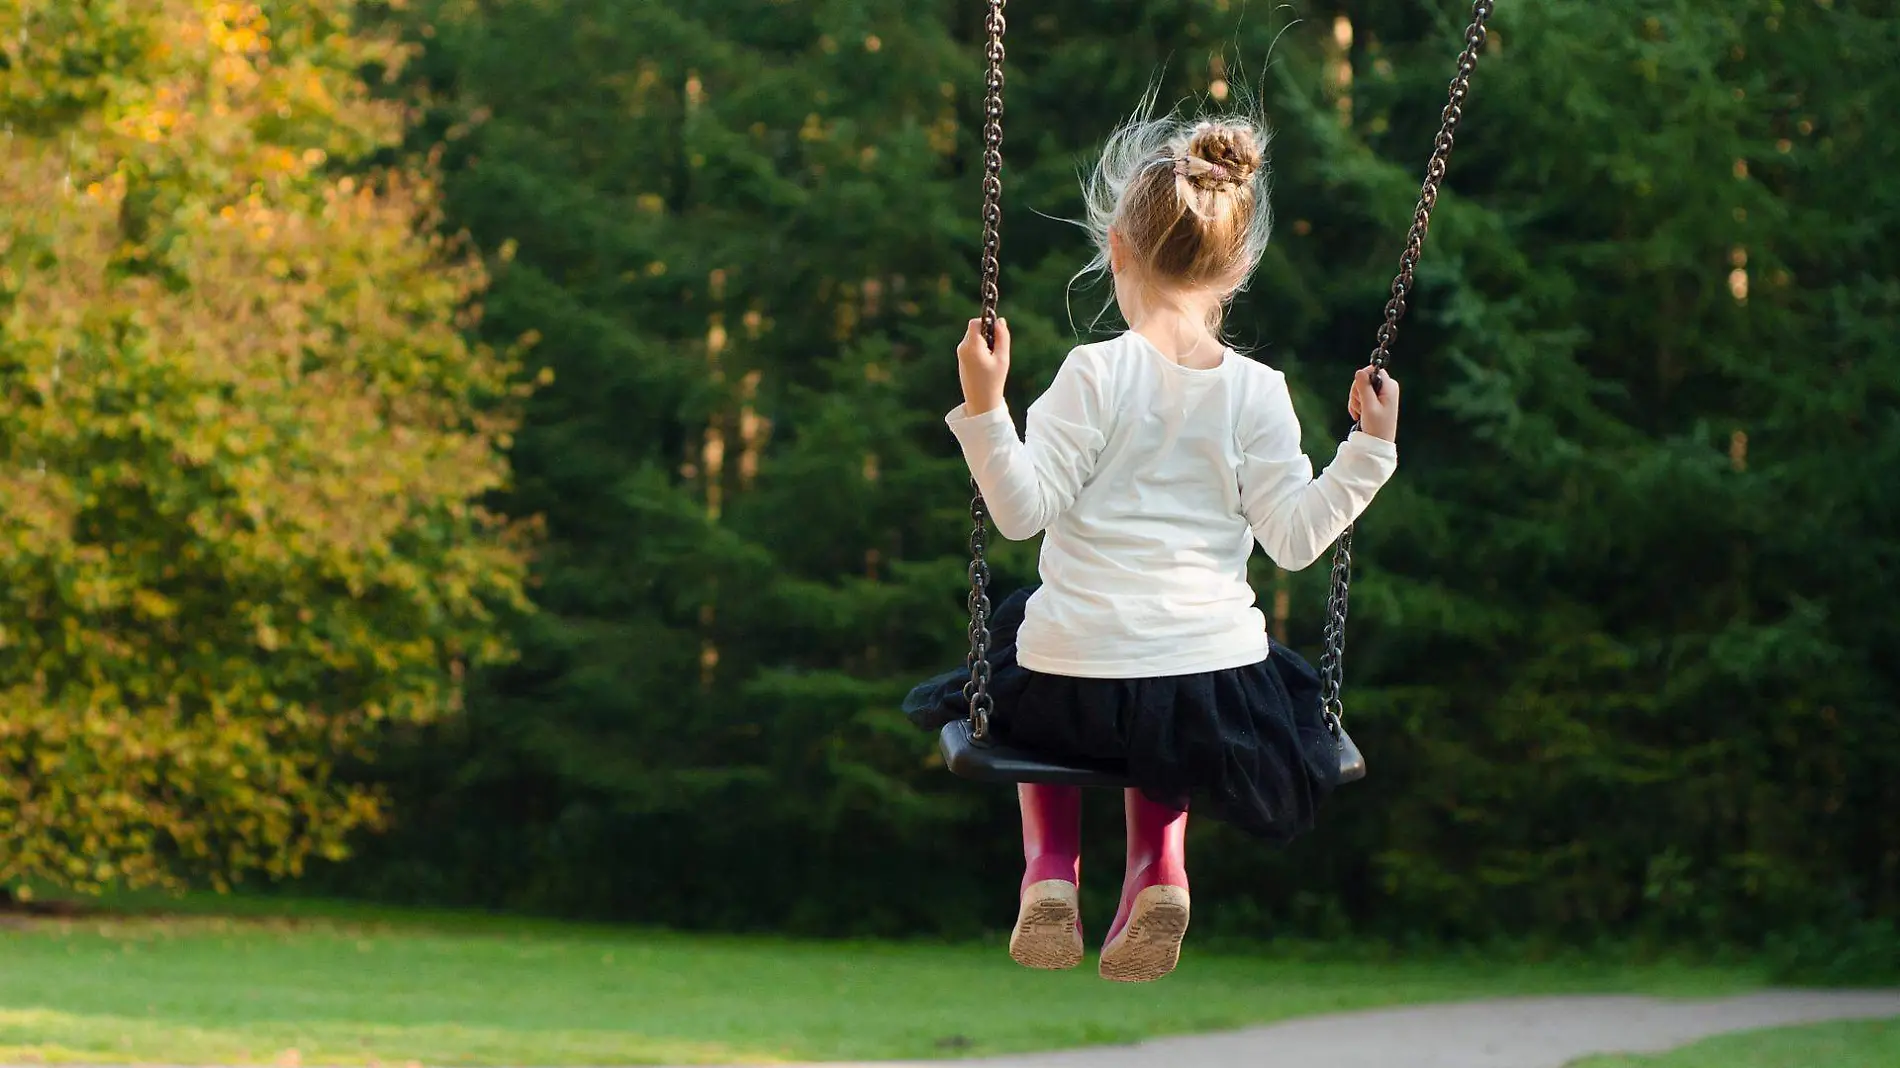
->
[[1317, 0, 1493, 738], [962, 0, 1008, 741]]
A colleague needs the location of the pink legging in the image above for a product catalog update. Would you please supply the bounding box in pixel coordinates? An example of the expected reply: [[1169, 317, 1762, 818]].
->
[[1017, 784, 1188, 895]]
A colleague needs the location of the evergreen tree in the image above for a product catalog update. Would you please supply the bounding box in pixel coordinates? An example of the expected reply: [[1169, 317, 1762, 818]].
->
[[337, 0, 1900, 947], [1180, 0, 1900, 941], [335, 0, 1015, 929]]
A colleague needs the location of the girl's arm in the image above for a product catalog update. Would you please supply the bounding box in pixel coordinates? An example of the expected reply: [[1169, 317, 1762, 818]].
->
[[1237, 370, 1398, 570], [946, 342, 1108, 541]]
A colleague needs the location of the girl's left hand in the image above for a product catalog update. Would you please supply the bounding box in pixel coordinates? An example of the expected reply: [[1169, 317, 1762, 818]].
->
[[957, 317, 1011, 415]]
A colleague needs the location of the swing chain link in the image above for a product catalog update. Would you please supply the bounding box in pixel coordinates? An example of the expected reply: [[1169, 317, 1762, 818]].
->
[[1318, 0, 1492, 738], [963, 0, 1008, 741]]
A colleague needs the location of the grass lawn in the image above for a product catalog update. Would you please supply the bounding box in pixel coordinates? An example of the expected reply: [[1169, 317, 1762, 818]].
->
[[1567, 1018, 1900, 1068], [1, 896, 1767, 1066]]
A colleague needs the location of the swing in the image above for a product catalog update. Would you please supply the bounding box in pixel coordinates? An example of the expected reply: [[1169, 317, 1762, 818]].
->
[[938, 0, 1496, 788]]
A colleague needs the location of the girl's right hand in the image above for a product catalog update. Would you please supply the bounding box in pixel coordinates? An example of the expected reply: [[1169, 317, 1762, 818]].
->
[[1347, 365, 1400, 442]]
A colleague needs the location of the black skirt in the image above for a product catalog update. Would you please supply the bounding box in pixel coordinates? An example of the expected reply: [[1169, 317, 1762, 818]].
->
[[904, 587, 1340, 843]]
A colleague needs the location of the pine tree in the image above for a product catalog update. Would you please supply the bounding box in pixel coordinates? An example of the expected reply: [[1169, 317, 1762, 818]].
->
[[336, 0, 1900, 944], [335, 0, 1017, 929], [974, 0, 1898, 944], [1231, 0, 1900, 939]]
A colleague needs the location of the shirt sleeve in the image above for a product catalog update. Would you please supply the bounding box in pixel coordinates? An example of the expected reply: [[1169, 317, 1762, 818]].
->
[[1236, 371, 1398, 570], [944, 348, 1109, 541]]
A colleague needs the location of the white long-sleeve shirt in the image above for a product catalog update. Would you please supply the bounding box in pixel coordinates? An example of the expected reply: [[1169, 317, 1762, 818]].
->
[[946, 330, 1398, 678]]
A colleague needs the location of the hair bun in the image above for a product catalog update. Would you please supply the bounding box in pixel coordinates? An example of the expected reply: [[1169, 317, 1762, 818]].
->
[[1182, 122, 1261, 191]]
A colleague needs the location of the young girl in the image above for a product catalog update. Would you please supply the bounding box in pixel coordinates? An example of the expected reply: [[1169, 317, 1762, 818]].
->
[[904, 112, 1400, 982]]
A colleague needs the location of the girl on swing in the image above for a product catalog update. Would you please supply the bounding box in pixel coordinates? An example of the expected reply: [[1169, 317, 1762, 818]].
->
[[905, 109, 1401, 982]]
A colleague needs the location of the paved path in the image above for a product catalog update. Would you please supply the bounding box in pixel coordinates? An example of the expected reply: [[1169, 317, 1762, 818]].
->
[[721, 990, 1900, 1068]]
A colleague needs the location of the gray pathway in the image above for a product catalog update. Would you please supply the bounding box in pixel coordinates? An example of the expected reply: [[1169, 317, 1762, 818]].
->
[[728, 990, 1900, 1068]]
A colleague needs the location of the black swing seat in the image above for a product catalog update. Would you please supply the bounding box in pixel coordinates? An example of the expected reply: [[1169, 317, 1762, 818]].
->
[[937, 718, 1132, 788], [939, 717, 1369, 787]]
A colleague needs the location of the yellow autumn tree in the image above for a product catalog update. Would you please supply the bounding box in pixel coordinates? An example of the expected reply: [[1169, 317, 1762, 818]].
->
[[0, 0, 529, 892]]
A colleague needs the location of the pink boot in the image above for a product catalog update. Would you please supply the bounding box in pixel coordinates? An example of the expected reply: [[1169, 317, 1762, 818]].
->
[[1099, 789, 1189, 982], [1010, 783, 1083, 970]]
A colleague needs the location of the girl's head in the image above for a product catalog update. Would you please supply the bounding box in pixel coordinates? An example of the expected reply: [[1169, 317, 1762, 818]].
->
[[1080, 106, 1271, 332]]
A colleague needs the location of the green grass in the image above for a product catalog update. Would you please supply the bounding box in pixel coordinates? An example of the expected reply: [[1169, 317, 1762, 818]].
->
[[1567, 1018, 1900, 1068], [0, 898, 1768, 1066]]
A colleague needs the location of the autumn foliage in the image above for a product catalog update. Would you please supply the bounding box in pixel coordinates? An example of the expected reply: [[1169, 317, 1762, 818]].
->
[[0, 0, 528, 891]]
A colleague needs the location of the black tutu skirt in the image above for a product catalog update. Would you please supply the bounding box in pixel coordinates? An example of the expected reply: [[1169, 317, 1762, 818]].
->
[[904, 587, 1340, 843]]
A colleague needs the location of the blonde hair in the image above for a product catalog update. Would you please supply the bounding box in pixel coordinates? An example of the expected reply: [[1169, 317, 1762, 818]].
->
[[1075, 93, 1272, 331]]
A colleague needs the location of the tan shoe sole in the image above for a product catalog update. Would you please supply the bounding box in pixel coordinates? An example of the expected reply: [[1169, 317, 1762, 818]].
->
[[1008, 879, 1083, 970], [1098, 884, 1190, 982]]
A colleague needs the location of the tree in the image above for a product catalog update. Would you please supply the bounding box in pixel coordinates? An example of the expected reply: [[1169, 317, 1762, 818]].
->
[[0, 0, 528, 893], [1228, 0, 1900, 942], [979, 0, 1898, 947], [321, 0, 1009, 929], [335, 0, 1900, 950]]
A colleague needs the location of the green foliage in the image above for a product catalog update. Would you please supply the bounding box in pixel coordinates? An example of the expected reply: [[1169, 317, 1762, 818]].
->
[[0, 1, 528, 892], [1764, 920, 1900, 986], [318, 0, 1014, 930], [1276, 0, 1900, 944], [322, 0, 1899, 947]]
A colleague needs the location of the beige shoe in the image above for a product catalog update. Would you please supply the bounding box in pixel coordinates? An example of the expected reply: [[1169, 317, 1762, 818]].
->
[[1097, 883, 1190, 982], [1008, 879, 1084, 970]]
